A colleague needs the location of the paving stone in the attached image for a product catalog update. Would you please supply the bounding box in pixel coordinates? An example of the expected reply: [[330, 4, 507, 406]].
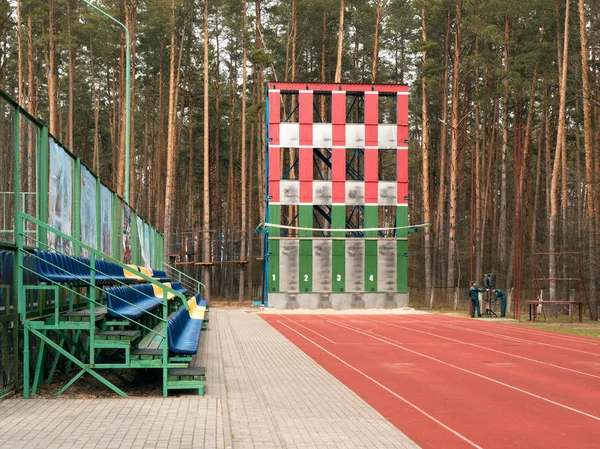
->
[[0, 309, 418, 449]]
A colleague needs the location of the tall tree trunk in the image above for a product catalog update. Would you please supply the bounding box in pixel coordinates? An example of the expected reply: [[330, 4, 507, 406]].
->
[[67, 1, 76, 152], [371, 1, 382, 83], [226, 64, 236, 230], [164, 0, 179, 255], [291, 0, 297, 82], [513, 68, 538, 304], [433, 11, 450, 287], [446, 1, 461, 287], [17, 0, 23, 104], [531, 109, 544, 256], [214, 22, 221, 229], [202, 0, 211, 300], [47, 0, 58, 136], [320, 11, 327, 116], [118, 36, 126, 197], [578, 0, 597, 319], [26, 15, 36, 197], [421, 7, 432, 292], [550, 0, 570, 302], [90, 34, 100, 175], [498, 14, 510, 274], [239, 0, 248, 302], [474, 30, 482, 282], [128, 0, 138, 209], [335, 0, 345, 83]]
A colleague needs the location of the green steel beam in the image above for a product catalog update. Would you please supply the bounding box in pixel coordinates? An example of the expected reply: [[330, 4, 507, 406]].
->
[[39, 127, 49, 247], [26, 325, 127, 397], [32, 330, 46, 395], [73, 158, 81, 254]]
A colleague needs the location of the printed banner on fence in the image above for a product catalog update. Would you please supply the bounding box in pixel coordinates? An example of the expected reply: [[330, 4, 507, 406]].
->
[[136, 215, 147, 268], [122, 203, 131, 263], [80, 166, 97, 257], [100, 185, 112, 256], [143, 222, 151, 268], [48, 139, 73, 254]]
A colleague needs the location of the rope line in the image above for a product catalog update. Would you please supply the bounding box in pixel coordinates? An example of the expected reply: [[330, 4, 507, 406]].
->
[[256, 222, 431, 233]]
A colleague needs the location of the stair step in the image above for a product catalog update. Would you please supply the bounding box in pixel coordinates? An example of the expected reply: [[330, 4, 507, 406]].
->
[[96, 330, 141, 341], [58, 308, 107, 322], [168, 367, 206, 381], [104, 320, 131, 327], [131, 348, 163, 360]]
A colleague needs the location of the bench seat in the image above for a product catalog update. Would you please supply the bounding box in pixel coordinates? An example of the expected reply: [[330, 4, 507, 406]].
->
[[167, 305, 203, 354], [105, 286, 161, 319]]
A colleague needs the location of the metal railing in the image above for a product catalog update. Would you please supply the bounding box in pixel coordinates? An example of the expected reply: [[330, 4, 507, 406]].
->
[[163, 261, 206, 298]]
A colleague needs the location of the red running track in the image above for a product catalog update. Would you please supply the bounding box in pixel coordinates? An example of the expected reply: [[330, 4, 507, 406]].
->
[[261, 313, 600, 449]]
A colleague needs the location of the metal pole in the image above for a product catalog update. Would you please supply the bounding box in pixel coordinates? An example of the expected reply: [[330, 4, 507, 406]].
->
[[81, 0, 130, 204]]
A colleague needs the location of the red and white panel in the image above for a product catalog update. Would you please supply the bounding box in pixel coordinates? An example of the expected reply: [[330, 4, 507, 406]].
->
[[332, 91, 346, 204], [299, 90, 313, 204], [397, 90, 409, 205], [268, 89, 281, 203]]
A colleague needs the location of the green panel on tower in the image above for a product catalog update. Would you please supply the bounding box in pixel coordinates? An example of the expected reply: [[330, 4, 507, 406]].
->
[[268, 204, 280, 293], [331, 205, 346, 292], [397, 205, 409, 293], [298, 205, 313, 293], [364, 205, 378, 292]]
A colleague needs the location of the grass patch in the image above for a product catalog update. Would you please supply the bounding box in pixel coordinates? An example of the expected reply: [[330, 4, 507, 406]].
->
[[514, 321, 600, 339], [429, 309, 600, 339]]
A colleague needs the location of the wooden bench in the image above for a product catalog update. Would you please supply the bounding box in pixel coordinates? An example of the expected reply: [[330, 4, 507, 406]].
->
[[518, 300, 583, 323]]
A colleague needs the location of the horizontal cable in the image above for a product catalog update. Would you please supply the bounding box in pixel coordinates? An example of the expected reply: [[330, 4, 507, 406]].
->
[[256, 221, 431, 233]]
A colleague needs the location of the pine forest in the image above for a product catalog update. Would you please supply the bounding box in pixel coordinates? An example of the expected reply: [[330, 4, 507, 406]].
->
[[0, 0, 598, 317]]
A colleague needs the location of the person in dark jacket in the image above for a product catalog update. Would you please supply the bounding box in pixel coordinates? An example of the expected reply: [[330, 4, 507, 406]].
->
[[469, 281, 487, 318], [493, 288, 507, 317]]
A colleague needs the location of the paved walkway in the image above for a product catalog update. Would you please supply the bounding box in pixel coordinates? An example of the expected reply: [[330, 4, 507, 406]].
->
[[0, 309, 418, 449]]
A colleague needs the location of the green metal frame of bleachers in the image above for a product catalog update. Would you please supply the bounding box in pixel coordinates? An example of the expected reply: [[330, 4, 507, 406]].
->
[[1, 87, 207, 397], [17, 214, 207, 397]]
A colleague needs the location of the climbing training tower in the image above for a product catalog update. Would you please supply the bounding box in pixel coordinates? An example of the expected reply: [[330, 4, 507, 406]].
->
[[265, 82, 409, 309]]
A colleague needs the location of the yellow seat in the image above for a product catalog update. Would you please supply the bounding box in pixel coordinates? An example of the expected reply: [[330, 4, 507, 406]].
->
[[187, 297, 206, 320], [123, 264, 143, 280], [139, 266, 153, 278], [152, 282, 176, 300]]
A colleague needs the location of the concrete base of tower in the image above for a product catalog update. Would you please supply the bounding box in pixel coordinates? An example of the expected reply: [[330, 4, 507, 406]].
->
[[267, 292, 409, 310]]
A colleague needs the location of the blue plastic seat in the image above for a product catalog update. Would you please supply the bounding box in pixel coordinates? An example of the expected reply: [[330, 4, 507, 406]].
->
[[34, 250, 70, 283], [170, 282, 188, 295], [106, 285, 162, 319], [167, 306, 203, 354], [151, 270, 170, 282]]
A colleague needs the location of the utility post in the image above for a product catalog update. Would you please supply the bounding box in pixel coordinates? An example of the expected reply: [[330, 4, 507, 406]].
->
[[81, 0, 130, 204]]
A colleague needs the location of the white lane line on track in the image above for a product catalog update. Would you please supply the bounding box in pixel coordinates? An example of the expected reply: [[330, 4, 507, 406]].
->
[[325, 318, 600, 422], [424, 315, 600, 345], [276, 320, 483, 449], [363, 317, 600, 380], [275, 314, 338, 344], [411, 320, 600, 357]]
